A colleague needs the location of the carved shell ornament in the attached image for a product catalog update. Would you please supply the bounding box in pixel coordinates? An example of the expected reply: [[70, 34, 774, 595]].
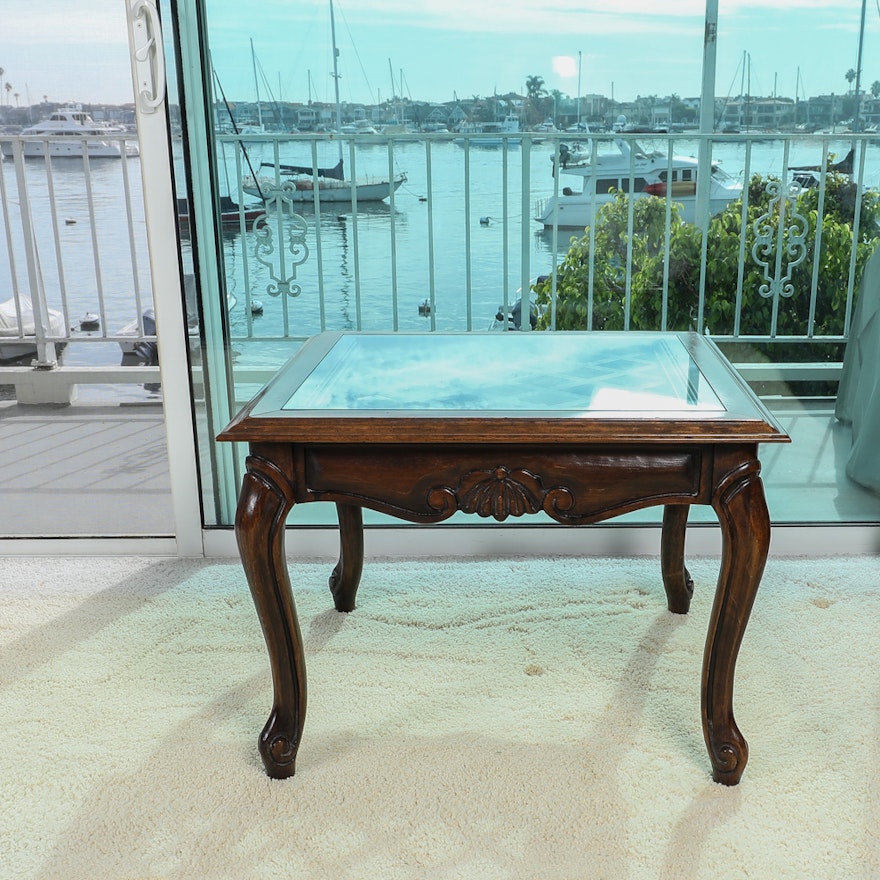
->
[[428, 466, 573, 522]]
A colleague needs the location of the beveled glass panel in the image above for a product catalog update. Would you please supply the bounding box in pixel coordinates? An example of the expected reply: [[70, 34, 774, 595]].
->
[[282, 333, 725, 413]]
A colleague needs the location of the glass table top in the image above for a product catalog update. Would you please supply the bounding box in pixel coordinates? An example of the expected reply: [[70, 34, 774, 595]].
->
[[281, 333, 725, 413]]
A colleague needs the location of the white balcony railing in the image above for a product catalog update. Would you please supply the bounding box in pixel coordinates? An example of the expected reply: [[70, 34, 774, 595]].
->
[[1, 129, 876, 402]]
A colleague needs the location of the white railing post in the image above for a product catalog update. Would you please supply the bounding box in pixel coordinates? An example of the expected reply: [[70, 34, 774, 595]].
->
[[11, 139, 59, 371]]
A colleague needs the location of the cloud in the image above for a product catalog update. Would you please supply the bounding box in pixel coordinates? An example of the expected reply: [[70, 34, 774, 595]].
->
[[3, 0, 128, 45]]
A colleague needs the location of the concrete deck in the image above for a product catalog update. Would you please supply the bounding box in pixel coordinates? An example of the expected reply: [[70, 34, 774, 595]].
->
[[2, 396, 880, 539], [0, 400, 173, 537]]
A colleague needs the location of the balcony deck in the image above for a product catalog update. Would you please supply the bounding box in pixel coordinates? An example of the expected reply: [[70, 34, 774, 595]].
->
[[2, 393, 879, 540], [0, 397, 173, 536], [3, 130, 880, 544]]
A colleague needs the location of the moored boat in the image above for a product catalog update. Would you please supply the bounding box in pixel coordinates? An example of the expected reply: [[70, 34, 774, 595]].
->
[[242, 159, 407, 203], [454, 115, 522, 147], [0, 106, 138, 159], [534, 135, 741, 228], [241, 0, 405, 204], [0, 296, 67, 361], [177, 196, 264, 231]]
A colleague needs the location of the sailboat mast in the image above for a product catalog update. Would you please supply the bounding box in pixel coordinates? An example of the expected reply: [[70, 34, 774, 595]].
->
[[329, 0, 343, 162], [853, 0, 867, 133], [738, 50, 745, 129], [250, 38, 263, 129], [388, 58, 396, 120]]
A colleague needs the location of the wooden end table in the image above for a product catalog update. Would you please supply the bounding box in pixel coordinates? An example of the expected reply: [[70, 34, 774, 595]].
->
[[218, 331, 789, 785]]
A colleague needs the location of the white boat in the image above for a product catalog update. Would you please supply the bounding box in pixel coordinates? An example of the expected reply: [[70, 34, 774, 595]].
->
[[380, 121, 420, 142], [242, 159, 407, 203], [454, 115, 521, 147], [534, 136, 741, 229], [340, 119, 379, 135], [0, 106, 139, 159], [0, 296, 67, 361]]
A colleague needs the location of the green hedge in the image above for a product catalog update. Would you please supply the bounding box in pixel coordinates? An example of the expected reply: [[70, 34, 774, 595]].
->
[[534, 172, 880, 344]]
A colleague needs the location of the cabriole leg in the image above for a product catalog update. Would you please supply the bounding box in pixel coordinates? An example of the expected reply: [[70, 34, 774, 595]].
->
[[705, 459, 770, 785], [235, 455, 304, 779], [329, 503, 364, 612], [661, 504, 694, 614]]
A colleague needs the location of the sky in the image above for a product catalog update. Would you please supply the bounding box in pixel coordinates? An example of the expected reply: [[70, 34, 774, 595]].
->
[[0, 0, 877, 109]]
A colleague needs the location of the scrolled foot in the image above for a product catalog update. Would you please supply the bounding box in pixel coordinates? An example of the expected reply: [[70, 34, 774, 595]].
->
[[258, 711, 300, 779], [708, 726, 748, 786], [329, 563, 356, 613], [667, 565, 695, 615]]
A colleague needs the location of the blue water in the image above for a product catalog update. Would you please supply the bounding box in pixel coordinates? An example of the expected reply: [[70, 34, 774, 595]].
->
[[215, 137, 567, 362], [5, 133, 879, 378]]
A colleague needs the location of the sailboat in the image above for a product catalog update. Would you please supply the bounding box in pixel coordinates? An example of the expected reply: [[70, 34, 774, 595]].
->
[[241, 0, 406, 204]]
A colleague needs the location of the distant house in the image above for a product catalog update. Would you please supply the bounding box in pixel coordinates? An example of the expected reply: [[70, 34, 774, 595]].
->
[[718, 96, 796, 130], [425, 105, 449, 128], [447, 104, 468, 128], [296, 106, 320, 130]]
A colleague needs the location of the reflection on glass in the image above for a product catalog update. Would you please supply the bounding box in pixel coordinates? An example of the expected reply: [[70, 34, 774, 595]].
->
[[283, 333, 725, 412]]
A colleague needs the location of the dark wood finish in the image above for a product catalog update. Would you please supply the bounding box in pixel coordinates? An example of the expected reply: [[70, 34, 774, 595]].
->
[[220, 332, 789, 785], [329, 503, 363, 612], [661, 504, 694, 614]]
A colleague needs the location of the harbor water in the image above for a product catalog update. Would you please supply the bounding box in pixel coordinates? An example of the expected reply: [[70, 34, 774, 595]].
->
[[4, 133, 880, 378]]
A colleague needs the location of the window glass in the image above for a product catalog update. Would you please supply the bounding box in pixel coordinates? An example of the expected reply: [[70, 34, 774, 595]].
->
[[162, 0, 880, 529]]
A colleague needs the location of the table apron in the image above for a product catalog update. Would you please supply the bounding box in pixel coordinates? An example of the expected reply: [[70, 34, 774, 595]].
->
[[267, 443, 723, 525]]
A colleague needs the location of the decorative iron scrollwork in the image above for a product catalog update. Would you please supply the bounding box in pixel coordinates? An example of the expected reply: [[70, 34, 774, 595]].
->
[[427, 466, 573, 522], [253, 197, 310, 297], [751, 177, 808, 301]]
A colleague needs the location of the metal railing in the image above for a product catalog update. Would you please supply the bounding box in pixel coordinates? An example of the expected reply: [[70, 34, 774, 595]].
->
[[2, 128, 875, 401]]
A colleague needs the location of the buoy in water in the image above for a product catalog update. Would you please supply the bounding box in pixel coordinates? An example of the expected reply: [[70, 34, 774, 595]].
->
[[479, 216, 492, 225], [65, 218, 77, 225], [250, 300, 264, 316], [418, 299, 432, 316]]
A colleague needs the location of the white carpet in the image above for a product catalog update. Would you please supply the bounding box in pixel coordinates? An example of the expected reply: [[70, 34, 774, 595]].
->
[[1, 554, 878, 879]]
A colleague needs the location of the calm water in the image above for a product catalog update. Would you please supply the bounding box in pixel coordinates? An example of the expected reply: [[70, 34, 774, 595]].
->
[[4, 133, 879, 376], [0, 154, 152, 373]]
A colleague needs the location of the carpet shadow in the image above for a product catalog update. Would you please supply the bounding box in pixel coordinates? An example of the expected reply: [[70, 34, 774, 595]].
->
[[0, 558, 210, 691], [305, 607, 349, 653], [23, 569, 721, 879], [28, 670, 703, 880], [560, 607, 704, 871], [659, 784, 743, 879]]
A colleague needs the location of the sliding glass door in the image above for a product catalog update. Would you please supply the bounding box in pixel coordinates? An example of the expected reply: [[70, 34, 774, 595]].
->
[[154, 0, 880, 536]]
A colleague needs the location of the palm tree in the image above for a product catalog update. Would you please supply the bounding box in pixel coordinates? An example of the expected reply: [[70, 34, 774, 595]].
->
[[872, 80, 880, 99], [525, 74, 546, 100], [5, 83, 12, 106], [525, 74, 547, 125], [846, 68, 856, 94]]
